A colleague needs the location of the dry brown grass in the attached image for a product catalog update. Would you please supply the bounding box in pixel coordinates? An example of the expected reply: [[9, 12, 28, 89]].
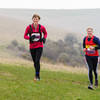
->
[[0, 57, 100, 75], [0, 57, 32, 67], [41, 62, 88, 74], [0, 57, 86, 74]]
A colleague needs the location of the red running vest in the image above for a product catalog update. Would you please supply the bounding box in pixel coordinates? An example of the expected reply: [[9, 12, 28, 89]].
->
[[85, 36, 99, 56]]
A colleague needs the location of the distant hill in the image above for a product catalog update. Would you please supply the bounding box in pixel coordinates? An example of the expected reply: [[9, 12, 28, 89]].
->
[[0, 12, 71, 46], [0, 9, 100, 63], [0, 15, 26, 45], [0, 9, 100, 45]]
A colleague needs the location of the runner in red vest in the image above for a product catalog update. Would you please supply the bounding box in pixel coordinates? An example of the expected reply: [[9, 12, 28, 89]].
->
[[83, 27, 100, 89], [24, 14, 47, 81]]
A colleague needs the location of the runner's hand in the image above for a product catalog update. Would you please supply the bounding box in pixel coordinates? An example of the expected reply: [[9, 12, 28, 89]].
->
[[42, 38, 46, 44], [89, 46, 95, 50], [83, 48, 87, 52], [30, 35, 36, 40]]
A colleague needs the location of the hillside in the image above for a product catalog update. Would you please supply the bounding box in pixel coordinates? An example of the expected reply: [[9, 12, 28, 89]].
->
[[0, 9, 100, 100]]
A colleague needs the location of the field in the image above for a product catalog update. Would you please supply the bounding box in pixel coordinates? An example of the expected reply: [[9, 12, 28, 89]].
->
[[0, 60, 100, 100]]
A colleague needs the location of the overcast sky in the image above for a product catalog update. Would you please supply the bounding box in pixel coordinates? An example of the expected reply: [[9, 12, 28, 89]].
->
[[0, 0, 100, 9]]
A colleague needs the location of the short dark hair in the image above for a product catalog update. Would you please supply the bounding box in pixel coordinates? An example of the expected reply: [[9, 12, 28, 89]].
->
[[32, 14, 40, 20]]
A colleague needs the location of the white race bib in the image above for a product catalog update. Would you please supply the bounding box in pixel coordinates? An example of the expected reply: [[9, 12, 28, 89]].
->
[[31, 33, 40, 42]]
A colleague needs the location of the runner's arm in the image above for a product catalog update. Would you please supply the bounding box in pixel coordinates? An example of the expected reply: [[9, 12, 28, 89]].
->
[[93, 36, 100, 50], [42, 26, 47, 39], [24, 26, 30, 40], [83, 37, 86, 48]]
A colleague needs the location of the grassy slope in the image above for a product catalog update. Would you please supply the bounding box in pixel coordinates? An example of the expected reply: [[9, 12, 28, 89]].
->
[[0, 63, 100, 100]]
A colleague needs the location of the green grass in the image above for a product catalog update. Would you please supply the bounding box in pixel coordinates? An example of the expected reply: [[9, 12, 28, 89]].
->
[[0, 63, 100, 100]]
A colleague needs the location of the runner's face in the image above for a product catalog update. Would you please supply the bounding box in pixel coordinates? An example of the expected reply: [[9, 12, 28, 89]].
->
[[32, 17, 39, 25], [87, 29, 93, 37]]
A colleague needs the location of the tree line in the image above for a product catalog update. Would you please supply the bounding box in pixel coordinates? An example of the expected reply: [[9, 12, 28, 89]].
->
[[7, 34, 85, 67]]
